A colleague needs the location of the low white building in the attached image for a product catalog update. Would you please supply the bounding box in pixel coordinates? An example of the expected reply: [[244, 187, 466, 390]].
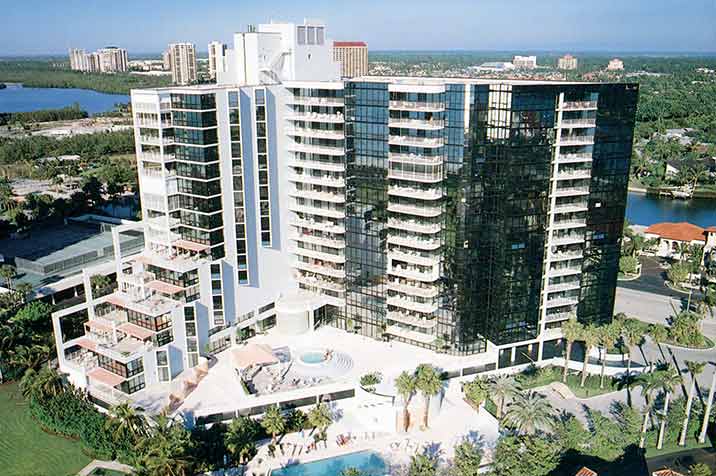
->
[[643, 222, 716, 261]]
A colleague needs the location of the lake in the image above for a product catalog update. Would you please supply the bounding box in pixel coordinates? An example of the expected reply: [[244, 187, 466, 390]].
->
[[626, 192, 716, 227], [0, 83, 129, 114]]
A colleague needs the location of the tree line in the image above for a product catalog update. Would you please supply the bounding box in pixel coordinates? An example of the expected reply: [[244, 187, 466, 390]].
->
[[0, 103, 88, 126]]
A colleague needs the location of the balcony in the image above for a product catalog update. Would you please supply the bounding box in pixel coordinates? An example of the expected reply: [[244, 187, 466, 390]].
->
[[387, 218, 441, 234], [389, 249, 440, 267], [386, 311, 438, 329], [388, 168, 443, 184], [288, 188, 345, 204], [288, 142, 344, 156], [295, 274, 345, 293], [553, 186, 590, 198], [546, 281, 581, 293], [556, 153, 592, 164], [387, 234, 441, 251], [389, 264, 439, 282], [552, 219, 587, 230], [289, 217, 345, 234], [118, 271, 155, 287], [548, 251, 584, 262], [552, 234, 585, 246], [287, 96, 344, 107], [388, 135, 444, 148], [548, 266, 582, 278], [552, 203, 588, 214], [388, 118, 445, 130], [286, 127, 344, 140], [288, 201, 345, 219], [559, 135, 594, 147], [388, 152, 443, 166], [561, 118, 596, 128], [287, 157, 345, 172], [388, 185, 442, 201], [545, 311, 577, 322], [385, 325, 436, 344], [388, 203, 442, 218], [290, 246, 345, 264], [555, 169, 591, 181], [389, 100, 445, 112], [387, 280, 439, 298], [106, 290, 180, 317], [292, 260, 345, 279], [289, 231, 345, 249], [288, 173, 345, 188], [561, 100, 598, 111], [387, 295, 438, 314], [545, 297, 580, 308], [285, 111, 345, 123], [139, 136, 174, 146]]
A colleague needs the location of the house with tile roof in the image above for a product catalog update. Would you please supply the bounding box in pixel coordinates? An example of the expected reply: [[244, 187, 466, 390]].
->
[[643, 222, 716, 262]]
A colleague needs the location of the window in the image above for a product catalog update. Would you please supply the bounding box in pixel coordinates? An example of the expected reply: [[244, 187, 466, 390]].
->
[[297, 26, 306, 45], [156, 350, 170, 382]]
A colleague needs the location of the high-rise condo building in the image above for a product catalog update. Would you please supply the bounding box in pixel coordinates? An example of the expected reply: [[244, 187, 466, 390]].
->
[[168, 43, 198, 85], [558, 54, 578, 70], [162, 50, 172, 71], [512, 55, 537, 69], [208, 41, 227, 80], [333, 41, 368, 77], [68, 47, 128, 73], [52, 20, 637, 411]]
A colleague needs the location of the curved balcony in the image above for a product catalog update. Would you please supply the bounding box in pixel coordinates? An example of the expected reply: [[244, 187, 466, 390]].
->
[[553, 186, 590, 198], [387, 234, 441, 251], [386, 311, 438, 329], [288, 172, 345, 188], [389, 264, 439, 282], [388, 185, 442, 201], [286, 127, 344, 140], [292, 260, 345, 278], [387, 218, 441, 234], [290, 246, 345, 264], [387, 280, 440, 298], [389, 100, 445, 112], [288, 188, 345, 204], [389, 249, 440, 267], [387, 295, 438, 314], [289, 231, 345, 249], [287, 157, 345, 173], [388, 152, 443, 166], [287, 142, 345, 156], [285, 111, 344, 123], [388, 135, 444, 148], [385, 325, 436, 344], [561, 100, 598, 111], [288, 202, 345, 219], [287, 96, 344, 107], [289, 217, 345, 234], [388, 203, 442, 218], [389, 118, 445, 130]]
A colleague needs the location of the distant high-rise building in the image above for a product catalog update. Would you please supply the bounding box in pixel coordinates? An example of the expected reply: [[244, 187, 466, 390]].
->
[[607, 58, 624, 71], [208, 41, 227, 80], [168, 43, 197, 85], [332, 41, 368, 77], [162, 50, 172, 71], [68, 47, 128, 73], [558, 54, 578, 70], [512, 55, 537, 69]]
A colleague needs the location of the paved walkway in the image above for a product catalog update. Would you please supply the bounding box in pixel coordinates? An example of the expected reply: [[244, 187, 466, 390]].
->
[[78, 460, 133, 476]]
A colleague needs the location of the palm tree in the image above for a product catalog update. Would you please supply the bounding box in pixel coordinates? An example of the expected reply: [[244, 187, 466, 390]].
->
[[106, 402, 147, 444], [580, 324, 600, 388], [261, 405, 285, 444], [225, 416, 258, 464], [415, 364, 442, 429], [395, 370, 417, 432], [501, 391, 556, 435], [0, 265, 16, 290], [679, 360, 706, 446], [488, 375, 520, 419], [307, 402, 333, 436], [656, 366, 681, 449], [19, 367, 64, 401], [699, 363, 716, 443], [621, 319, 643, 378], [407, 454, 437, 476], [561, 318, 583, 383], [636, 371, 662, 448], [597, 323, 619, 389], [649, 324, 669, 363]]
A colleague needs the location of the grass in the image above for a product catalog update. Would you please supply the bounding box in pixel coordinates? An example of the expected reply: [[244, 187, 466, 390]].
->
[[517, 365, 621, 398], [0, 382, 91, 476], [645, 437, 712, 458]]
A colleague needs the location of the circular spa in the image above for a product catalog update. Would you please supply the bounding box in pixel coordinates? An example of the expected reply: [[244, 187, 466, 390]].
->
[[291, 347, 354, 378], [299, 350, 329, 365]]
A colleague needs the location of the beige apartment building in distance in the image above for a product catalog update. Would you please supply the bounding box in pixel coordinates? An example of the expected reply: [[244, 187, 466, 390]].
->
[[558, 54, 578, 70], [332, 41, 368, 77], [167, 42, 197, 85], [607, 58, 624, 71], [68, 46, 128, 73]]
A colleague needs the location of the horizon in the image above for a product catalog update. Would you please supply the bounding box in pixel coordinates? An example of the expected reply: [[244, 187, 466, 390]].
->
[[2, 0, 715, 56]]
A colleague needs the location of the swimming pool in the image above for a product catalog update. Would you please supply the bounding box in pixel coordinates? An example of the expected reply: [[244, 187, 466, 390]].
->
[[300, 351, 328, 365], [270, 450, 387, 476]]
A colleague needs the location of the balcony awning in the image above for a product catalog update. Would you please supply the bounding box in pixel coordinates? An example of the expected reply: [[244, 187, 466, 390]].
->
[[173, 239, 209, 252], [106, 293, 129, 308], [118, 322, 154, 341], [232, 344, 279, 369], [88, 367, 125, 387], [84, 319, 113, 333], [146, 280, 184, 295], [74, 337, 97, 351]]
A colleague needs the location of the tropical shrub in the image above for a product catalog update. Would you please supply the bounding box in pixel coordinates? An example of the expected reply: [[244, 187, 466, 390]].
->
[[619, 255, 640, 275], [669, 311, 706, 348], [359, 372, 382, 392]]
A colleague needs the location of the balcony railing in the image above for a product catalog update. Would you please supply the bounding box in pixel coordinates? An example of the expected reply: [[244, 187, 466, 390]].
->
[[548, 266, 582, 278], [559, 135, 594, 146], [292, 260, 345, 278], [389, 100, 445, 112], [387, 280, 439, 298], [287, 142, 345, 157], [287, 96, 344, 107], [285, 111, 345, 123], [387, 295, 438, 314], [552, 234, 585, 246], [288, 188, 345, 204], [389, 264, 439, 282], [552, 203, 588, 214], [553, 187, 590, 197], [287, 157, 345, 172], [561, 118, 596, 128], [562, 100, 598, 110], [388, 118, 445, 130], [288, 173, 345, 188], [552, 219, 587, 230], [388, 136, 444, 148], [289, 231, 345, 249], [555, 169, 591, 180], [388, 152, 443, 165], [387, 310, 438, 328], [289, 217, 345, 234], [388, 203, 442, 217], [389, 249, 440, 267], [556, 153, 592, 163], [388, 218, 441, 234], [387, 234, 441, 250], [290, 246, 345, 264], [286, 127, 345, 140], [288, 202, 345, 219], [388, 168, 443, 183]]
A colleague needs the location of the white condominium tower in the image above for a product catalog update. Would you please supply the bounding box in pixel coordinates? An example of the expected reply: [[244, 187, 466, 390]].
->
[[168, 42, 198, 85], [52, 20, 638, 409], [68, 46, 128, 73], [208, 41, 227, 80]]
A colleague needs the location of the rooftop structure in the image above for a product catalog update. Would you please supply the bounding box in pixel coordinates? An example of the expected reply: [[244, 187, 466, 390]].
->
[[53, 20, 639, 415]]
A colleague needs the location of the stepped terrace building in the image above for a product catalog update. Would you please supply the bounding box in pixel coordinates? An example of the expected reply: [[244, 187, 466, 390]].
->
[[52, 20, 638, 412]]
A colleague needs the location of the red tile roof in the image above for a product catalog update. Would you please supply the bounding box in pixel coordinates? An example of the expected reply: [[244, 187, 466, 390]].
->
[[333, 41, 367, 47], [653, 469, 685, 476], [575, 467, 598, 476], [644, 222, 710, 242]]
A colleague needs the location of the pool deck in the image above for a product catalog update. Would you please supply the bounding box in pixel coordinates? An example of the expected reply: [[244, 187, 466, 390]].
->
[[178, 326, 499, 420]]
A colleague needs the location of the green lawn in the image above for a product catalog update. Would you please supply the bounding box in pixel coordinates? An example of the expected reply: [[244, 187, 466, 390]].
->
[[0, 383, 91, 476], [645, 437, 712, 458]]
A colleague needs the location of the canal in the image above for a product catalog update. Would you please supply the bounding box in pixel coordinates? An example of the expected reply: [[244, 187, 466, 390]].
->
[[626, 192, 716, 227]]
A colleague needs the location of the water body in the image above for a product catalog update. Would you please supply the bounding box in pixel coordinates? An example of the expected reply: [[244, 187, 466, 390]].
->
[[626, 192, 716, 227], [0, 83, 129, 114]]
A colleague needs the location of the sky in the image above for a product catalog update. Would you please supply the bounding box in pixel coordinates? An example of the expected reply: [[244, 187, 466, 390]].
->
[[1, 0, 715, 56]]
